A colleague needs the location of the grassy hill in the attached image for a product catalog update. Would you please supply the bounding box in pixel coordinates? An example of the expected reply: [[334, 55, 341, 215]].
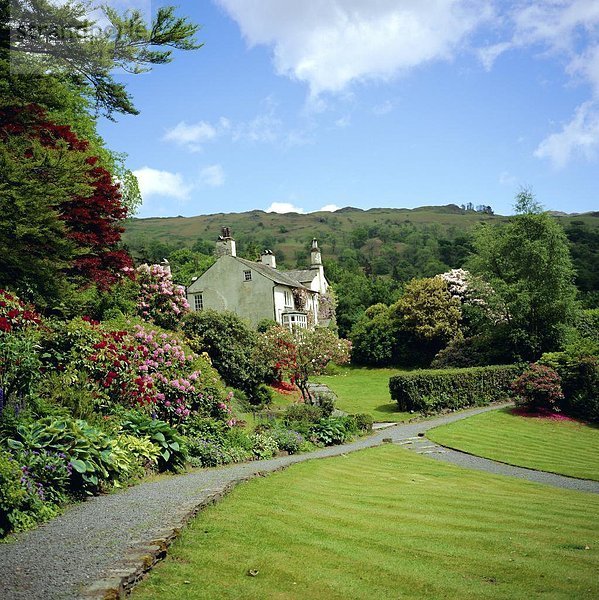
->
[[123, 205, 595, 265], [123, 205, 599, 328]]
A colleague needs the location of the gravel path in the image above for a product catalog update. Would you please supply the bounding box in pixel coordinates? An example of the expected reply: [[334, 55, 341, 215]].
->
[[1, 403, 597, 600]]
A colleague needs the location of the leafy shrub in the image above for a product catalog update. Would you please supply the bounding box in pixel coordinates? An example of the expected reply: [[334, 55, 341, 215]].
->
[[14, 449, 71, 504], [177, 415, 250, 468], [7, 418, 122, 494], [511, 363, 564, 412], [431, 335, 505, 368], [312, 392, 336, 417], [119, 412, 187, 472], [282, 403, 324, 435], [187, 439, 229, 468], [0, 328, 42, 407], [224, 445, 253, 464], [389, 365, 521, 414], [38, 369, 97, 421], [271, 429, 305, 454], [353, 413, 374, 432], [183, 310, 268, 397], [540, 351, 599, 421], [116, 433, 160, 471], [251, 433, 279, 460], [310, 417, 351, 446], [252, 383, 274, 407], [0, 450, 27, 536], [256, 318, 278, 333]]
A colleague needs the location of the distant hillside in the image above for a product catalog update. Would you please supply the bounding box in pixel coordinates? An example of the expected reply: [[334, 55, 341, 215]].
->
[[124, 204, 599, 333], [123, 204, 597, 269]]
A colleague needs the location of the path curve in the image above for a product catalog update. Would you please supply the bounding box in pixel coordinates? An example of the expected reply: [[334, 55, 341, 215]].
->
[[1, 403, 597, 600]]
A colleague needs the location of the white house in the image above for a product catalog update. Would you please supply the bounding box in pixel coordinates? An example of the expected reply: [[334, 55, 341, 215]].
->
[[186, 229, 331, 329]]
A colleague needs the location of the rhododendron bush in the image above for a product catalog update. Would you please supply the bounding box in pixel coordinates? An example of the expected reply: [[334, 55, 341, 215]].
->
[[258, 325, 351, 402], [0, 289, 43, 334], [0, 290, 44, 406], [136, 264, 190, 330], [41, 319, 231, 425], [257, 325, 297, 384]]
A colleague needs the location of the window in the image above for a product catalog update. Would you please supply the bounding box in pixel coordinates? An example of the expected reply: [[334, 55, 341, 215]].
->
[[284, 290, 293, 307], [194, 293, 203, 311], [243, 270, 252, 281]]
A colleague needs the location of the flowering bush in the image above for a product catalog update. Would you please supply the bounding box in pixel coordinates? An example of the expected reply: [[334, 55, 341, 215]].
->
[[258, 325, 351, 402], [70, 322, 232, 424], [14, 449, 72, 505], [511, 363, 564, 412], [0, 449, 59, 537], [292, 327, 351, 402], [0, 289, 43, 333], [256, 325, 297, 383], [0, 290, 44, 406], [136, 264, 189, 329]]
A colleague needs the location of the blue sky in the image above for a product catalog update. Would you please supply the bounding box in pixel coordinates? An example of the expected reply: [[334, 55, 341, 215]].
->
[[97, 1, 599, 218]]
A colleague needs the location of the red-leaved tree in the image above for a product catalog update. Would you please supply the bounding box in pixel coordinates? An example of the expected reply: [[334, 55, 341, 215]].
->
[[0, 104, 133, 300]]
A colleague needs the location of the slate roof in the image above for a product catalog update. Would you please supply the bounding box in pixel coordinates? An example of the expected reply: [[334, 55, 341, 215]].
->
[[234, 257, 313, 291], [283, 269, 315, 284]]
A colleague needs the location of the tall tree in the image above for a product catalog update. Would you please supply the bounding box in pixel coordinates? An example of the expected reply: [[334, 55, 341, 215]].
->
[[3, 0, 201, 117], [0, 103, 133, 308], [469, 190, 578, 360]]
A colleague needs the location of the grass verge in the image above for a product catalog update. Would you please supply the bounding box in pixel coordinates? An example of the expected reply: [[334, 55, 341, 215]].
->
[[428, 408, 599, 481], [133, 445, 599, 600], [317, 366, 411, 422]]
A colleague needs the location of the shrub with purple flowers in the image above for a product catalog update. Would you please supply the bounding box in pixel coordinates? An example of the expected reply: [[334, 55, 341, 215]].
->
[[15, 449, 71, 504]]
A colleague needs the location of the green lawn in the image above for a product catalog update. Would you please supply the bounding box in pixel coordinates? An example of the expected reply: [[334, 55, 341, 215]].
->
[[317, 366, 411, 422], [428, 408, 599, 481], [134, 446, 599, 600]]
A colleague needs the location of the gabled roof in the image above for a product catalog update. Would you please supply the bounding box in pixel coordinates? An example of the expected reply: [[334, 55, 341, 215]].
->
[[283, 269, 316, 284], [234, 257, 313, 291]]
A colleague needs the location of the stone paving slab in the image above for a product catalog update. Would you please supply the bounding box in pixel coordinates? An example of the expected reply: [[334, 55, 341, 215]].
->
[[1, 402, 596, 600]]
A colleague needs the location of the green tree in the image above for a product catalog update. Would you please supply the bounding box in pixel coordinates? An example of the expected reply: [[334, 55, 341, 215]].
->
[[3, 1, 201, 117], [350, 304, 396, 366], [390, 277, 462, 366], [182, 310, 268, 400], [469, 191, 578, 360]]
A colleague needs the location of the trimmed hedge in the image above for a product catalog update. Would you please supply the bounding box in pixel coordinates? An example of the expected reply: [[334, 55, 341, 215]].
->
[[389, 365, 521, 414]]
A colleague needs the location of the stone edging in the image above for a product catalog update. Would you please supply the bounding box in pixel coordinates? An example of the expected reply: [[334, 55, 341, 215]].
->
[[82, 476, 256, 599]]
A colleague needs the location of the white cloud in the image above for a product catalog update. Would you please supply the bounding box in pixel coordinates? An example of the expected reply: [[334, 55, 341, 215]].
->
[[475, 1, 599, 167], [233, 112, 282, 143], [265, 202, 306, 214], [133, 167, 192, 200], [199, 164, 225, 187], [567, 44, 599, 95], [319, 204, 341, 212], [216, 0, 492, 96], [534, 101, 599, 168], [163, 121, 218, 151]]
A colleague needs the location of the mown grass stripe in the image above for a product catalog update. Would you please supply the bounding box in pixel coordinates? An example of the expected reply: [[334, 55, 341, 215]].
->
[[134, 445, 599, 600], [427, 408, 599, 479]]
